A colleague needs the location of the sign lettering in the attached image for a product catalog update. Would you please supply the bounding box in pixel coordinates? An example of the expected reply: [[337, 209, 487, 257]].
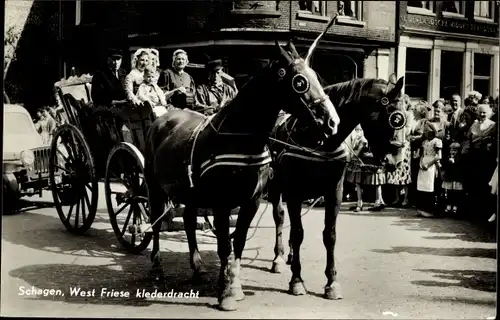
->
[[401, 15, 498, 37]]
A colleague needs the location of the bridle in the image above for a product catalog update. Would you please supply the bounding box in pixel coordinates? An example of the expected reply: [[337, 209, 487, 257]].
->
[[207, 58, 331, 138]]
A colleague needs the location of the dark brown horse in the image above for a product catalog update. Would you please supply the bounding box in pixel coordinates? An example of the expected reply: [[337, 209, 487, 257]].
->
[[267, 74, 406, 300], [143, 28, 340, 310]]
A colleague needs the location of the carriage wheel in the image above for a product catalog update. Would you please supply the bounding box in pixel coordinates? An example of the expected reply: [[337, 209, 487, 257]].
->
[[49, 124, 99, 234], [104, 142, 152, 254]]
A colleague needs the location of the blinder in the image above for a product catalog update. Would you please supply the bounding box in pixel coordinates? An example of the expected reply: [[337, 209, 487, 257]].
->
[[276, 60, 330, 131], [388, 110, 406, 130], [378, 95, 407, 130]]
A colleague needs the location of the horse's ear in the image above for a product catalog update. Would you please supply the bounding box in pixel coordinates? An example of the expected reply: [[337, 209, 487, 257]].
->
[[276, 40, 293, 65], [288, 41, 300, 59], [388, 76, 405, 98]]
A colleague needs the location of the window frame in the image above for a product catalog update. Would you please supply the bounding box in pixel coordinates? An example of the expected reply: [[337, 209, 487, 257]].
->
[[474, 0, 495, 23], [472, 52, 493, 95], [407, 1, 436, 16], [337, 1, 363, 21], [75, 0, 81, 26], [441, 1, 466, 20], [298, 0, 327, 16], [404, 47, 431, 101]]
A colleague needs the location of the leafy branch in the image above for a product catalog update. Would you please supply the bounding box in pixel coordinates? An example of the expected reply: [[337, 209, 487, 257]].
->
[[4, 25, 21, 75]]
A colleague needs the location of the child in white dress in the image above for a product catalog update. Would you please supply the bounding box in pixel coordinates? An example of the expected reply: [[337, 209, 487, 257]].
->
[[136, 66, 168, 118], [416, 121, 442, 218]]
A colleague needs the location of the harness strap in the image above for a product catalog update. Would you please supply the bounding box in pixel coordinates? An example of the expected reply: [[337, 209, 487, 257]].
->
[[199, 150, 272, 178], [188, 116, 213, 188]]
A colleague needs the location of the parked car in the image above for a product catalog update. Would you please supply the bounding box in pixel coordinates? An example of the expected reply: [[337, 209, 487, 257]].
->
[[3, 104, 53, 213]]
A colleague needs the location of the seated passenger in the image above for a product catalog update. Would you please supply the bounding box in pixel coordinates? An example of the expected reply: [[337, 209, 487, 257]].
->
[[125, 48, 160, 106], [136, 66, 169, 118]]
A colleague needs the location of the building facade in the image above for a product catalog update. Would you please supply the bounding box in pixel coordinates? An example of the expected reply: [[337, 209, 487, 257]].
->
[[60, 0, 398, 88], [397, 0, 500, 103]]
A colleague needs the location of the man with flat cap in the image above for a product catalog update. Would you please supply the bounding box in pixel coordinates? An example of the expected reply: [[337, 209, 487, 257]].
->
[[159, 49, 196, 110], [194, 59, 237, 115], [91, 48, 127, 107]]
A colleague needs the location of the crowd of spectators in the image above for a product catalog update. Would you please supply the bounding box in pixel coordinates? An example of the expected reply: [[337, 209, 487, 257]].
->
[[343, 90, 498, 222]]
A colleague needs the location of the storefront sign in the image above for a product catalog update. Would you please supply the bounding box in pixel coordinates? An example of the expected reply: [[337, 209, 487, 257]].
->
[[401, 14, 498, 37]]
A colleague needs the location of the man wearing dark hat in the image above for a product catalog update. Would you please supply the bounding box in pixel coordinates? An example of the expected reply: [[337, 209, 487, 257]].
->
[[194, 59, 237, 115], [91, 48, 127, 107]]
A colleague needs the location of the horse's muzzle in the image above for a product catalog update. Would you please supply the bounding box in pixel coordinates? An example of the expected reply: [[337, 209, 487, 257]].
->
[[323, 99, 339, 136]]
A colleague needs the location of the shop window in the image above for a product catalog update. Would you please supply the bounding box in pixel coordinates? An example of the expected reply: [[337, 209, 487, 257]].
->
[[473, 53, 492, 97], [298, 1, 326, 16], [474, 1, 494, 21], [440, 51, 463, 101], [405, 48, 430, 101]]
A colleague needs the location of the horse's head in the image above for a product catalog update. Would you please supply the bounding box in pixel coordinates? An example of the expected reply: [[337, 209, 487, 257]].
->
[[272, 17, 340, 138], [358, 73, 406, 167]]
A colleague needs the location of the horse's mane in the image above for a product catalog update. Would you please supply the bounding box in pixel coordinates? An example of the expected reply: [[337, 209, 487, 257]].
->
[[324, 78, 387, 108]]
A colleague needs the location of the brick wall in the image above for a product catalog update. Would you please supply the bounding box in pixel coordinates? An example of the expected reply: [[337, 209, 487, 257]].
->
[[290, 1, 395, 43]]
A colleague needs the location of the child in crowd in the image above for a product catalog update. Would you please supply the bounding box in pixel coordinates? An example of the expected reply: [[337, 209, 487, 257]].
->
[[441, 142, 463, 215], [416, 122, 442, 218], [345, 125, 368, 211], [136, 66, 169, 117], [35, 106, 57, 145]]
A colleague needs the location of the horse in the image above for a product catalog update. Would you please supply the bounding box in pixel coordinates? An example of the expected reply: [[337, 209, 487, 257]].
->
[[266, 74, 406, 300], [143, 19, 341, 311]]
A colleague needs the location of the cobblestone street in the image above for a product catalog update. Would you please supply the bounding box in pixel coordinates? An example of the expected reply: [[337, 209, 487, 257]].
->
[[1, 188, 496, 319]]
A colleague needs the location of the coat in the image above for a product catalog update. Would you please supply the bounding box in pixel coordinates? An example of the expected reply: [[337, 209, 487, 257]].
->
[[91, 66, 127, 107]]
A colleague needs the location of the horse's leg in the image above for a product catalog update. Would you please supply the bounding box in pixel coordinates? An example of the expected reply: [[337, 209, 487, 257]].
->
[[213, 208, 234, 311], [147, 166, 164, 272], [287, 199, 306, 295], [183, 204, 207, 281], [271, 193, 287, 273], [230, 199, 260, 300], [322, 166, 345, 300]]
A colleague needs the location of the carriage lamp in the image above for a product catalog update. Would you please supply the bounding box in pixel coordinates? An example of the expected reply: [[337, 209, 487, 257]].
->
[[20, 149, 35, 167]]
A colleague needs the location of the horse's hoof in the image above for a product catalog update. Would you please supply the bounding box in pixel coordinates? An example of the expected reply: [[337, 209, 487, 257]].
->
[[324, 282, 343, 300], [286, 254, 293, 265], [218, 296, 238, 311], [271, 256, 286, 274], [289, 281, 307, 296], [230, 285, 245, 301]]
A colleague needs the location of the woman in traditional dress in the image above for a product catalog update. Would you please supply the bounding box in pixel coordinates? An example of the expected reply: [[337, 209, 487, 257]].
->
[[124, 48, 160, 105]]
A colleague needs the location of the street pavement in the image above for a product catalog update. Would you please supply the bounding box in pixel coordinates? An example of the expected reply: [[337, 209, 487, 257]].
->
[[1, 185, 497, 319]]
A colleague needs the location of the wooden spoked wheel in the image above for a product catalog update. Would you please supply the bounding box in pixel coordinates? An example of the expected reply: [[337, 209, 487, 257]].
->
[[104, 142, 152, 254], [49, 124, 99, 234]]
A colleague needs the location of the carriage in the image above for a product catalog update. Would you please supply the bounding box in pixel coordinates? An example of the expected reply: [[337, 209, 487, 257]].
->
[[49, 73, 212, 254]]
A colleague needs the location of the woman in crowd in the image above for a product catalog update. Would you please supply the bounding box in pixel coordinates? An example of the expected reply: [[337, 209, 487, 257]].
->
[[462, 103, 497, 219], [416, 122, 442, 218], [387, 94, 413, 207], [407, 101, 430, 207]]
